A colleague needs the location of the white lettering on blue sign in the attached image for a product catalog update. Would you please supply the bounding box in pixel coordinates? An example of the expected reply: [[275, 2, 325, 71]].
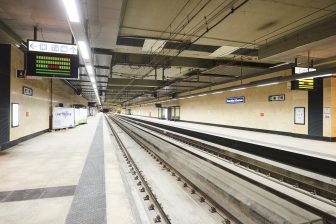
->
[[28, 40, 78, 55], [226, 97, 245, 104]]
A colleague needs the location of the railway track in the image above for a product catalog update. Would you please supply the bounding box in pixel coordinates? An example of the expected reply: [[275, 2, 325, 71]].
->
[[106, 115, 238, 224], [114, 114, 336, 223], [106, 116, 172, 224]]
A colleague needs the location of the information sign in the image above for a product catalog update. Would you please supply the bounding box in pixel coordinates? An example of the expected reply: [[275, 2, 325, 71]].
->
[[268, 94, 285, 101], [226, 97, 245, 104], [27, 40, 79, 79], [291, 79, 314, 90], [22, 86, 33, 96]]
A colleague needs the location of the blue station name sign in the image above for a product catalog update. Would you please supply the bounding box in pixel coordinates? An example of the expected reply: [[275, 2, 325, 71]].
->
[[226, 96, 245, 104]]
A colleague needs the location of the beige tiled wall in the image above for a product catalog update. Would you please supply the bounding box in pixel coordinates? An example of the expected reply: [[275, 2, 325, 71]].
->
[[129, 69, 319, 135], [131, 81, 309, 135], [330, 78, 336, 137], [10, 46, 88, 141]]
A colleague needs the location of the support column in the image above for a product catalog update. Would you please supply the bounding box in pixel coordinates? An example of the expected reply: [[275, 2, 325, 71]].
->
[[0, 44, 11, 148], [323, 77, 336, 141]]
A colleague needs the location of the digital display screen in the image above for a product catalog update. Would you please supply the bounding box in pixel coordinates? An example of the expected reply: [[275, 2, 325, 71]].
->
[[26, 40, 79, 79], [291, 79, 315, 90]]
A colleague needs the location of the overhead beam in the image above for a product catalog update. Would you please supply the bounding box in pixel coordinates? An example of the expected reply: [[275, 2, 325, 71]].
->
[[80, 74, 109, 78], [93, 49, 273, 68], [0, 21, 25, 50], [259, 14, 336, 59], [79, 64, 110, 70], [107, 78, 165, 87], [198, 73, 237, 78], [105, 86, 155, 91], [71, 80, 108, 83]]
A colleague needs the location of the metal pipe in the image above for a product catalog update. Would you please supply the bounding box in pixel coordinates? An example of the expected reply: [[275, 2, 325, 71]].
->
[[34, 26, 37, 40]]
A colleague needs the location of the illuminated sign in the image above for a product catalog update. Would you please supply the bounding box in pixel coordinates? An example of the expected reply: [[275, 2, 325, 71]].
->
[[269, 94, 285, 101], [291, 79, 315, 90], [11, 103, 19, 127], [27, 40, 79, 79], [22, 86, 33, 96], [28, 40, 78, 55], [293, 67, 316, 74], [226, 96, 245, 104]]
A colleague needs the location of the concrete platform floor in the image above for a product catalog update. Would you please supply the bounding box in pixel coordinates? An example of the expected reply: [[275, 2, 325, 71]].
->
[[0, 113, 134, 224], [124, 115, 336, 162]]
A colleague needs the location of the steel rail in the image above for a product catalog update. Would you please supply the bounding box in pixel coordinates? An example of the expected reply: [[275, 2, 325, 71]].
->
[[105, 116, 171, 224], [116, 115, 336, 223], [110, 115, 239, 224]]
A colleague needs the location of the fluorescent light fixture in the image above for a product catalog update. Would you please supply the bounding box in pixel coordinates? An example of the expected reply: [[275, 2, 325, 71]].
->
[[269, 62, 290, 69], [257, 82, 279, 87], [86, 65, 94, 75], [198, 93, 208, 97], [142, 39, 167, 53], [89, 76, 96, 83], [186, 96, 194, 99], [78, 41, 90, 59], [297, 74, 332, 80], [230, 87, 246, 91], [211, 91, 224, 94], [62, 0, 80, 23], [209, 45, 239, 57]]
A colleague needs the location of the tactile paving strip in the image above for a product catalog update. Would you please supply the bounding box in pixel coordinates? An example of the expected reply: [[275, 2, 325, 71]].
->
[[0, 185, 76, 202], [65, 118, 106, 224]]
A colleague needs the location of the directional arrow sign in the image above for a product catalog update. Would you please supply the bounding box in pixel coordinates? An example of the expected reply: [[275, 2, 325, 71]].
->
[[69, 47, 76, 54], [28, 40, 78, 55]]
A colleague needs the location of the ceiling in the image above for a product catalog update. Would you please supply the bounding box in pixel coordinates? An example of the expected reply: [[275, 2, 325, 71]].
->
[[0, 0, 335, 106]]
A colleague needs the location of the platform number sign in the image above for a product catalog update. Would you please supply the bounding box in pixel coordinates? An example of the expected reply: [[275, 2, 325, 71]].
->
[[26, 40, 79, 79], [22, 86, 33, 96]]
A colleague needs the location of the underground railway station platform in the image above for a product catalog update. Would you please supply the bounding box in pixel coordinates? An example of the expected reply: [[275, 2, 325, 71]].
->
[[0, 0, 336, 224]]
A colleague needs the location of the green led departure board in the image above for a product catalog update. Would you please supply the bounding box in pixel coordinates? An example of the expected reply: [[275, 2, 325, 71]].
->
[[291, 79, 315, 90], [26, 40, 79, 79], [35, 55, 71, 76]]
